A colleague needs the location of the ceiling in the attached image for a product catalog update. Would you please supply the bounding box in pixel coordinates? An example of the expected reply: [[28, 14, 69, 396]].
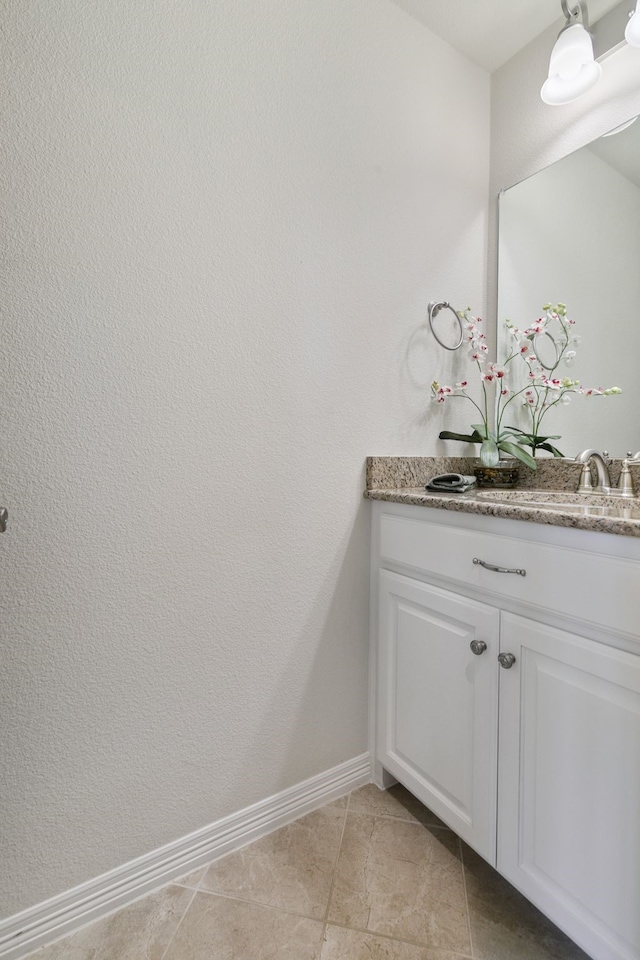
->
[[389, 0, 625, 72]]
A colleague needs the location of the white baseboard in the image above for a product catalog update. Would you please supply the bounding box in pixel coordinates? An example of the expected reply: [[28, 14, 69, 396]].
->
[[0, 753, 371, 960]]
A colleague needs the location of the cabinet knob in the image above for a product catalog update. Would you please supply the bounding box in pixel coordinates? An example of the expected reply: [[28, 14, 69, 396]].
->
[[498, 652, 516, 669], [469, 640, 487, 656]]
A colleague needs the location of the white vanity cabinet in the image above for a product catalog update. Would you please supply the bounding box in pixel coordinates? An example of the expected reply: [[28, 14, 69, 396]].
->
[[371, 500, 640, 960]]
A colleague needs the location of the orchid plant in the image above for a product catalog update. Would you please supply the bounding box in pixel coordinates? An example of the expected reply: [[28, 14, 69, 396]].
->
[[431, 303, 621, 470]]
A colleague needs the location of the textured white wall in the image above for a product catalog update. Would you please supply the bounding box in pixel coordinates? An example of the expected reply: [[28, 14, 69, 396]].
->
[[0, 0, 489, 917]]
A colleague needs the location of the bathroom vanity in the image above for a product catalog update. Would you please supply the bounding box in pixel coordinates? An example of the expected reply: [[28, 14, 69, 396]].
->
[[367, 487, 640, 960]]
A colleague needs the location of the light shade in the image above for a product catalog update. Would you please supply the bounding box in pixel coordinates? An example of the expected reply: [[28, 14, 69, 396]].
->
[[626, 1, 640, 46], [541, 23, 602, 105]]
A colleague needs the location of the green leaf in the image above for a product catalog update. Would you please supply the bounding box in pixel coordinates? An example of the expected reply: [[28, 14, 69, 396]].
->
[[496, 427, 520, 440], [497, 440, 537, 470], [471, 424, 489, 440], [480, 438, 499, 467], [536, 442, 565, 457], [505, 427, 561, 443], [438, 430, 484, 444]]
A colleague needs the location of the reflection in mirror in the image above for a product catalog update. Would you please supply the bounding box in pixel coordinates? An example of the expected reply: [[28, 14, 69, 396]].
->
[[533, 329, 561, 371], [498, 117, 640, 458]]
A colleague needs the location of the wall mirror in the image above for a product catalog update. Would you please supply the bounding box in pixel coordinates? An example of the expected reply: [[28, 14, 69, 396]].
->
[[497, 116, 640, 459]]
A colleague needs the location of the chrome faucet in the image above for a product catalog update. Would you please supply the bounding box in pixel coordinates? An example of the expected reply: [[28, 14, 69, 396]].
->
[[575, 449, 611, 493]]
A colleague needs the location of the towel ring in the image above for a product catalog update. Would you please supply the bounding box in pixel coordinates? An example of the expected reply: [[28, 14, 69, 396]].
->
[[428, 301, 464, 351]]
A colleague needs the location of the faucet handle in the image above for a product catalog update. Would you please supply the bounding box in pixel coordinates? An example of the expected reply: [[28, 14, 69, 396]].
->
[[577, 462, 594, 493], [618, 461, 636, 497]]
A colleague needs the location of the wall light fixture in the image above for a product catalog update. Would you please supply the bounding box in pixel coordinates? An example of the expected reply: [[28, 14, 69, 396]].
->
[[541, 0, 602, 105]]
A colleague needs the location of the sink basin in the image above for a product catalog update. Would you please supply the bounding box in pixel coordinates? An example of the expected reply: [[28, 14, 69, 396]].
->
[[472, 489, 640, 520]]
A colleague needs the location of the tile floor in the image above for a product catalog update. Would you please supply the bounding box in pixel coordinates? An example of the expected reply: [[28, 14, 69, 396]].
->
[[28, 783, 592, 960]]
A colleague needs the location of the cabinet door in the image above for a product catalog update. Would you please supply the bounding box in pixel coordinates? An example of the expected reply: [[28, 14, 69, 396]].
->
[[498, 612, 640, 960], [377, 570, 499, 861]]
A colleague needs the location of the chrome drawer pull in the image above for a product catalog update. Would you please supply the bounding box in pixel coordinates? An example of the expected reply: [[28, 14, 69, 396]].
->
[[473, 557, 526, 577]]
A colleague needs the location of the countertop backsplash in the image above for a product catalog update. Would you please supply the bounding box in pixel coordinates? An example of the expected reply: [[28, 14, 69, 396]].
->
[[366, 456, 640, 493]]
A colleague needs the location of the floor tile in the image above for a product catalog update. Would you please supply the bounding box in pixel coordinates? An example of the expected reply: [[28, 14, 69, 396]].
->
[[349, 784, 448, 828], [27, 884, 194, 960], [163, 891, 324, 960], [462, 844, 591, 960], [328, 812, 470, 953], [26, 787, 593, 960], [321, 925, 470, 959], [199, 801, 346, 919]]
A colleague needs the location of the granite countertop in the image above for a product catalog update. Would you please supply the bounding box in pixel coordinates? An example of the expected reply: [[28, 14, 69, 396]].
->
[[365, 457, 640, 538]]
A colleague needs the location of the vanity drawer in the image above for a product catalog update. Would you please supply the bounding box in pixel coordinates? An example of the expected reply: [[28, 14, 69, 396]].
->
[[378, 509, 640, 638]]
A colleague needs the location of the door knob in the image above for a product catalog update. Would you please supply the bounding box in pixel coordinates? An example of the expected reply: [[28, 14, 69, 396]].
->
[[470, 640, 487, 655], [498, 652, 516, 669]]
